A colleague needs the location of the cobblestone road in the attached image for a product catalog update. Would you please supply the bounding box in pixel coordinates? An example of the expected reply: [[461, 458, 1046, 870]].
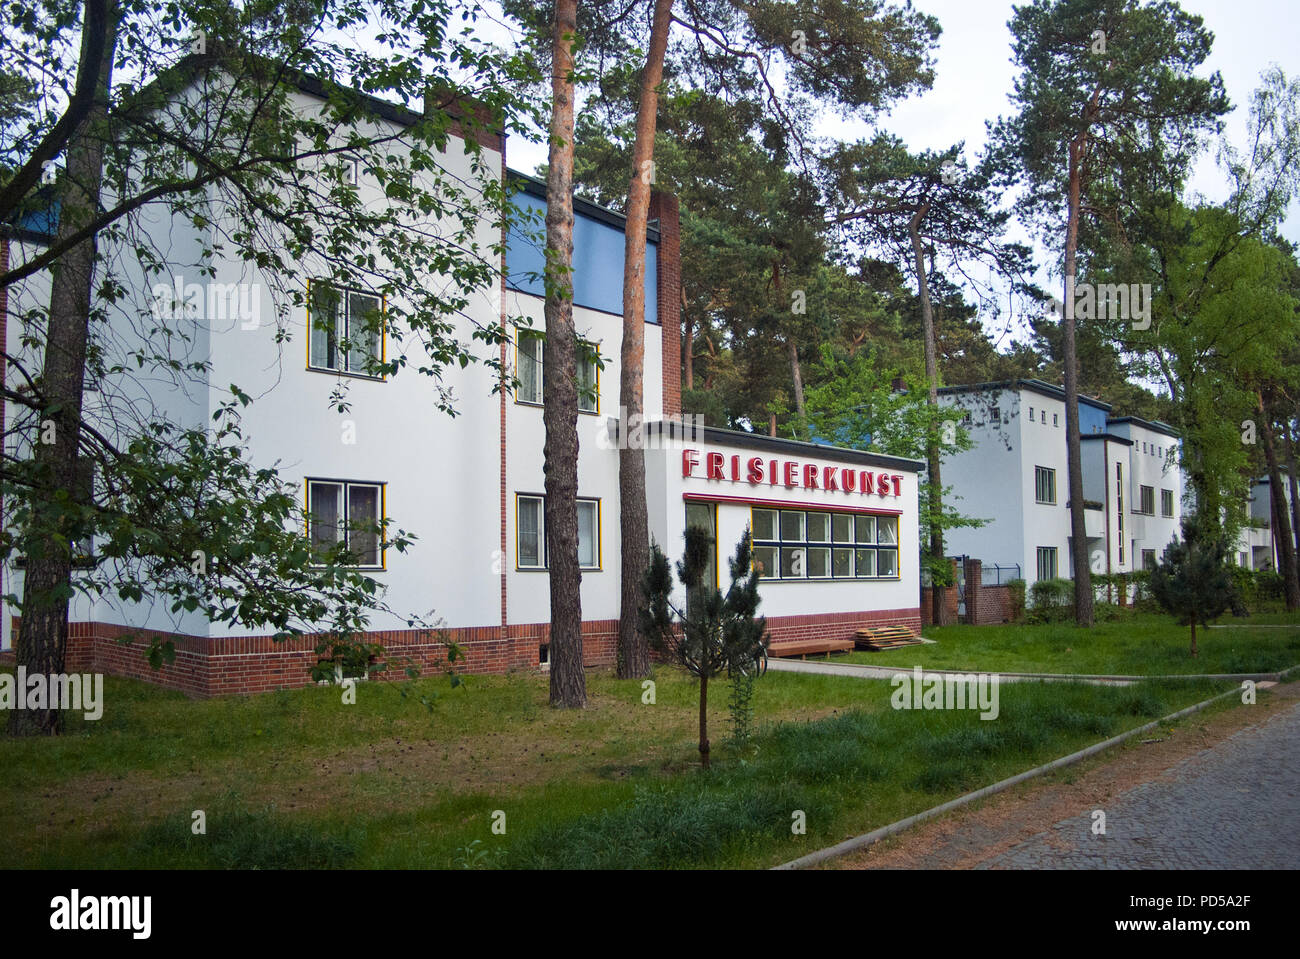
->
[[980, 701, 1300, 869]]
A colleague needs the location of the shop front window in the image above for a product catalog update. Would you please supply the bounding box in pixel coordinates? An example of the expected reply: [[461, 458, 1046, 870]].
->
[[684, 502, 717, 618], [751, 507, 899, 580]]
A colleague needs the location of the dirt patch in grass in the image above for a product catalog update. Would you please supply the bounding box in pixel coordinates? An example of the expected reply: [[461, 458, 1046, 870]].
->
[[11, 666, 1204, 869], [3, 669, 858, 858], [824, 681, 1298, 869]]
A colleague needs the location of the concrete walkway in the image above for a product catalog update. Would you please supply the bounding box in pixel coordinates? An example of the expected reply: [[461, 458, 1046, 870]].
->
[[979, 697, 1300, 869], [766, 656, 1289, 686]]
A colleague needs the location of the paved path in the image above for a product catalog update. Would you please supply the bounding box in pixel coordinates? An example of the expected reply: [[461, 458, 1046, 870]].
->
[[767, 657, 1284, 686], [978, 700, 1300, 869]]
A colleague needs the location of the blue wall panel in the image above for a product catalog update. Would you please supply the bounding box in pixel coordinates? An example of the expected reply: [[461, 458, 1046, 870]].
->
[[505, 191, 658, 324], [1079, 402, 1109, 436]]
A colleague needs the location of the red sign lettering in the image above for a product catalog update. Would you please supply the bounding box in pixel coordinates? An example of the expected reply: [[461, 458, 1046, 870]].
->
[[706, 452, 725, 480], [679, 449, 905, 500]]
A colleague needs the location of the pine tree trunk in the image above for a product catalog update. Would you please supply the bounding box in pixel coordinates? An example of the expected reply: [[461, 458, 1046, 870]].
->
[[1062, 138, 1094, 626], [698, 673, 710, 769], [10, 9, 117, 737], [544, 0, 585, 708], [1189, 619, 1197, 658], [1257, 392, 1300, 609], [683, 313, 693, 391], [1283, 420, 1300, 570], [616, 0, 673, 680], [787, 337, 807, 439], [909, 206, 953, 627]]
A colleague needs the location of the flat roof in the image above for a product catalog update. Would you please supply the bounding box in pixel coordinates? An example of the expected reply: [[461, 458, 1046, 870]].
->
[[1106, 416, 1181, 440], [1080, 433, 1134, 446], [937, 378, 1113, 412], [0, 224, 53, 245], [507, 169, 659, 242]]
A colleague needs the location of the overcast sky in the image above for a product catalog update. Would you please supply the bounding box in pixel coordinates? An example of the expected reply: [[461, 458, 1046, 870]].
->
[[504, 0, 1299, 244], [496, 1, 1298, 362]]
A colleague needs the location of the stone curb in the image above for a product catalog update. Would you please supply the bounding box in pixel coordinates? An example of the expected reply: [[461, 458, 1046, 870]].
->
[[771, 683, 1258, 870], [766, 657, 1300, 685]]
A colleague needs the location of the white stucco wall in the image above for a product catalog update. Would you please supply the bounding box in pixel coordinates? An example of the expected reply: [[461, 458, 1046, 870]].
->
[[503, 294, 638, 627], [1017, 389, 1072, 581], [938, 385, 1197, 589], [646, 436, 922, 619], [939, 388, 1027, 574], [203, 101, 507, 635]]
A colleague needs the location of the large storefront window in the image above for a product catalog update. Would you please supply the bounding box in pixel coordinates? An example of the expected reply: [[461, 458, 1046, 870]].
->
[[684, 502, 717, 618], [751, 507, 899, 580]]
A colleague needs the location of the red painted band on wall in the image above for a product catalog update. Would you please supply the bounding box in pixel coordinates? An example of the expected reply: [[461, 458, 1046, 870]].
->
[[682, 492, 903, 516]]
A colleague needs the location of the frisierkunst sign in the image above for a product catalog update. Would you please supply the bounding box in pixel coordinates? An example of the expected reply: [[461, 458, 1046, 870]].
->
[[681, 449, 903, 498]]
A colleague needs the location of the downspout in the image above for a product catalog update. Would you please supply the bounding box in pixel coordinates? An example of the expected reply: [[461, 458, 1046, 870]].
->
[[0, 235, 7, 648], [499, 141, 509, 643], [1103, 439, 1112, 600]]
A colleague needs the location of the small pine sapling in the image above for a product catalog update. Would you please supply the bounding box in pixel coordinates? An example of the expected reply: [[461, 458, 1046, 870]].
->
[[1149, 513, 1234, 658], [640, 526, 768, 768]]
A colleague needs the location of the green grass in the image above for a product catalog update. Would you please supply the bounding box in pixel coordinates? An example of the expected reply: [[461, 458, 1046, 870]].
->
[[495, 678, 1228, 868], [836, 611, 1300, 675], [0, 662, 1241, 869]]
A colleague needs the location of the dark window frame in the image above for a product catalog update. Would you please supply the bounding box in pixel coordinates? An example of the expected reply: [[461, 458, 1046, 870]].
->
[[305, 477, 387, 570], [751, 506, 899, 581], [307, 280, 386, 379]]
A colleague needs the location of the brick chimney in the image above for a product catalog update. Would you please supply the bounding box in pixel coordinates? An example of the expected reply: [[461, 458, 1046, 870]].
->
[[649, 190, 681, 418], [422, 85, 503, 153]]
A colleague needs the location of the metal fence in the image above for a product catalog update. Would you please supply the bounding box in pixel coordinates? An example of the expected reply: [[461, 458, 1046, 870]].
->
[[923, 558, 1021, 618], [981, 563, 1021, 587], [945, 558, 1020, 617]]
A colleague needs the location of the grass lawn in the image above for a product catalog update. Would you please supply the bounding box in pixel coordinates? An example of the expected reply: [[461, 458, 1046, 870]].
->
[[836, 611, 1300, 675], [0, 663, 1239, 869]]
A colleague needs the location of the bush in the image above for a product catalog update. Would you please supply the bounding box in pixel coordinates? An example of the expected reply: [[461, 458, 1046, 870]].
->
[[1091, 572, 1119, 603], [1227, 564, 1257, 615], [1131, 594, 1162, 614], [1256, 569, 1285, 603], [1092, 601, 1126, 622], [1004, 578, 1026, 623], [1128, 568, 1151, 596], [1092, 571, 1150, 606], [1028, 578, 1073, 623]]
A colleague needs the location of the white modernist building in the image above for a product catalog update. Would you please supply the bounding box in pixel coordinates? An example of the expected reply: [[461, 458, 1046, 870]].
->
[[1245, 474, 1297, 572], [937, 380, 1187, 588], [1, 76, 922, 693]]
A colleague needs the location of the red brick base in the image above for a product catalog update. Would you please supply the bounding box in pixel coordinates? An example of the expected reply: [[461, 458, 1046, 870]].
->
[[4, 608, 917, 697], [6, 617, 618, 698], [764, 607, 920, 645], [920, 586, 959, 626]]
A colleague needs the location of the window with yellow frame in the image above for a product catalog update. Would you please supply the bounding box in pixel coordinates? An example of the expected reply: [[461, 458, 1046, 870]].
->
[[512, 325, 600, 413], [683, 502, 718, 621], [307, 280, 386, 378], [516, 493, 601, 570], [305, 478, 386, 570]]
